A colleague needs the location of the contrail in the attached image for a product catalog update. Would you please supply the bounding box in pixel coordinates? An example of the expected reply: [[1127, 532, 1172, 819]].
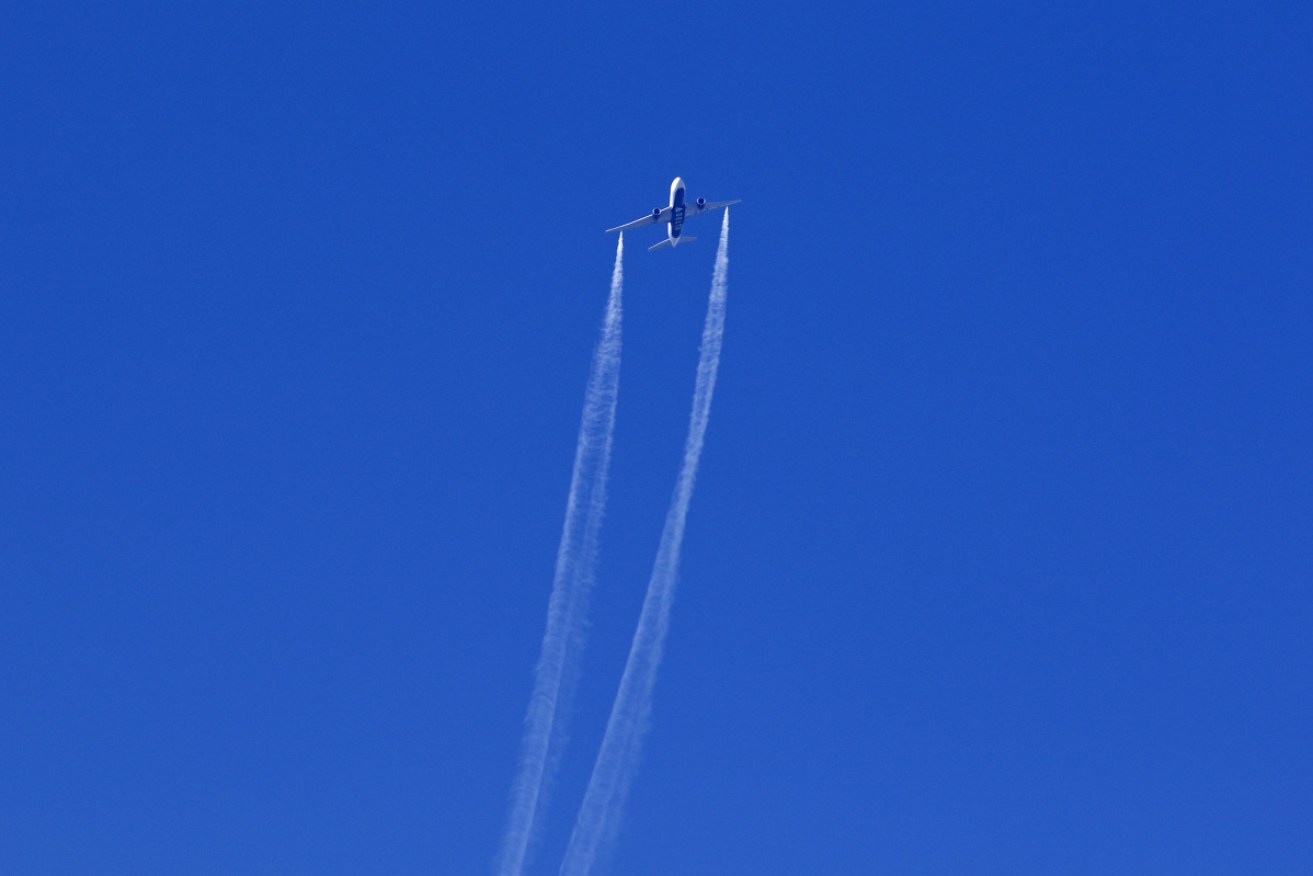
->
[[560, 209, 731, 876], [496, 235, 625, 876]]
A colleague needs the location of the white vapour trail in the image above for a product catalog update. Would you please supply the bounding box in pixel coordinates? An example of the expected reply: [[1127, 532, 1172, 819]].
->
[[560, 210, 731, 876], [496, 235, 625, 876]]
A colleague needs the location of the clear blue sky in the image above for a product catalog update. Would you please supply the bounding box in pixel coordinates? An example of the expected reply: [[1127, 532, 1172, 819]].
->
[[2, 3, 1309, 873]]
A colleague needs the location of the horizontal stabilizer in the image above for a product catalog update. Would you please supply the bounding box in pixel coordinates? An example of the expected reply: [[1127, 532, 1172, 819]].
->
[[649, 236, 696, 253]]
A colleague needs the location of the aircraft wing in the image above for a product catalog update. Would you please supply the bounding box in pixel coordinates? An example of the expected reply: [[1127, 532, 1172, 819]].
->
[[689, 198, 741, 215], [606, 207, 671, 234]]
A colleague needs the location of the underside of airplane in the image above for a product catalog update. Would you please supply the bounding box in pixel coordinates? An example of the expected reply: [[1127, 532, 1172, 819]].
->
[[606, 177, 740, 251]]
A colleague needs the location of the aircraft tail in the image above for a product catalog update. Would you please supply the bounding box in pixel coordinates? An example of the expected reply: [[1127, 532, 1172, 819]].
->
[[648, 236, 696, 253]]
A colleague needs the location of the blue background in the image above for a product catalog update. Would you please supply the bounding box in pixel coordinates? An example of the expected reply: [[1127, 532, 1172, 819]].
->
[[2, 3, 1309, 873]]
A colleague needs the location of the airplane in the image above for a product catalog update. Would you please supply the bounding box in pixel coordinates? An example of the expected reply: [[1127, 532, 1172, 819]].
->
[[605, 177, 740, 251]]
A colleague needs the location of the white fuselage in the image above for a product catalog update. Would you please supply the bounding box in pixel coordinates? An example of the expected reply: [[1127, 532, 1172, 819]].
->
[[665, 176, 689, 246]]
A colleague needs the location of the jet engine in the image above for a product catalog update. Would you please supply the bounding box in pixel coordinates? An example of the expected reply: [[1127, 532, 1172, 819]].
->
[[652, 207, 662, 218], [696, 197, 707, 208]]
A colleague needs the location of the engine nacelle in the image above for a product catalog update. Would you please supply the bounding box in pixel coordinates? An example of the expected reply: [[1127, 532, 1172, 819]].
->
[[696, 197, 707, 208], [652, 207, 662, 218]]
